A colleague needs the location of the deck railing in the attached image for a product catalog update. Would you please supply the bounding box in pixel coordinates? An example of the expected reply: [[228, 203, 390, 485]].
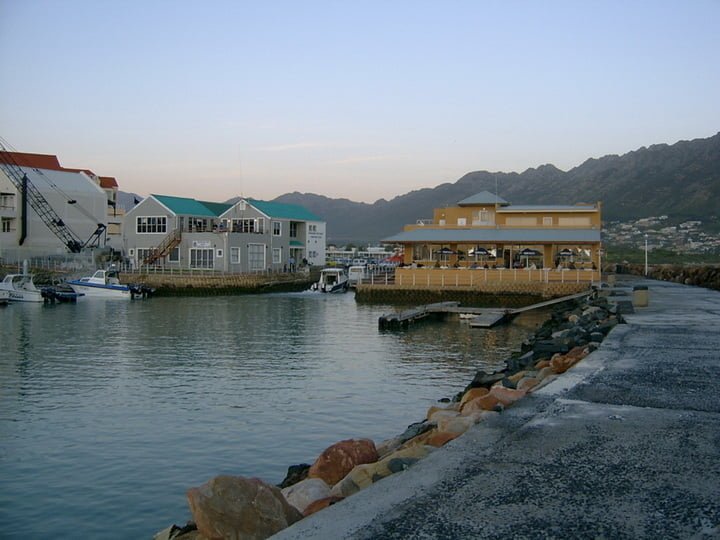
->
[[362, 267, 600, 288]]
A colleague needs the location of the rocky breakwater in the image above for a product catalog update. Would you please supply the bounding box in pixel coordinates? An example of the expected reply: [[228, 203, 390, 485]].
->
[[154, 293, 622, 540], [616, 264, 720, 292]]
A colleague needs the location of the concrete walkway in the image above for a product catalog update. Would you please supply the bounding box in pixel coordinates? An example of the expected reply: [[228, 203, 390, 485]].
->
[[274, 276, 720, 539]]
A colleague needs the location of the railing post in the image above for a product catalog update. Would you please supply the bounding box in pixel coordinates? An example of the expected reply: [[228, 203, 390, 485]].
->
[[576, 270, 580, 283]]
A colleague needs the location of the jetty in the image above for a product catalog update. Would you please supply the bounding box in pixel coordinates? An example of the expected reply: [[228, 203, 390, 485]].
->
[[378, 291, 590, 330], [275, 275, 720, 539]]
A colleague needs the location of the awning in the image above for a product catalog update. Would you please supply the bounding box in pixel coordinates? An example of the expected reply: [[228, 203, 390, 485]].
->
[[289, 240, 304, 247]]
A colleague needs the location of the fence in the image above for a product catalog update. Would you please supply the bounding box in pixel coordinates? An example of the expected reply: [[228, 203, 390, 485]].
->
[[365, 267, 600, 288]]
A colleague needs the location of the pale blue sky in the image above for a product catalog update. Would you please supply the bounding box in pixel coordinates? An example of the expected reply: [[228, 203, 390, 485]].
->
[[1, 0, 718, 202]]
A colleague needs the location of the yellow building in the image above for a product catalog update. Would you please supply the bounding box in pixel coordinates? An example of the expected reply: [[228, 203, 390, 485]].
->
[[379, 191, 602, 291]]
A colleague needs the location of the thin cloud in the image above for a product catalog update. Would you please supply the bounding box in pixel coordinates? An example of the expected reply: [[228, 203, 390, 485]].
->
[[254, 142, 336, 152], [328, 155, 400, 165]]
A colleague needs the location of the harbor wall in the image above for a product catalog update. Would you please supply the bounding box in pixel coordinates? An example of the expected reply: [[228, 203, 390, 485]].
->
[[355, 282, 591, 306], [121, 272, 317, 296]]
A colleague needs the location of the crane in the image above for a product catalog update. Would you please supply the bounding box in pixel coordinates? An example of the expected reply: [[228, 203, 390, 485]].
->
[[0, 140, 106, 253]]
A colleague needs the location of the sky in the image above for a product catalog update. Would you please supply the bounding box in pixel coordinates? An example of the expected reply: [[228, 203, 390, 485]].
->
[[1, 1, 719, 204]]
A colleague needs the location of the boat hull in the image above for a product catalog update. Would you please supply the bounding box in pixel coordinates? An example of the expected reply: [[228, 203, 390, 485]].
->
[[66, 281, 132, 299]]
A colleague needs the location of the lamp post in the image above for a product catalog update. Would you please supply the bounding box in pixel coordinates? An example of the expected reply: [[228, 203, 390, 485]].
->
[[644, 234, 648, 276]]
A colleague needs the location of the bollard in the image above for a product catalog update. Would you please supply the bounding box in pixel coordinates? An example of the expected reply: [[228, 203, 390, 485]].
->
[[633, 285, 649, 307]]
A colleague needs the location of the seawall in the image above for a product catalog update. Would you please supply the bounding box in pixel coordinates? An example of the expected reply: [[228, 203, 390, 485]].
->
[[122, 272, 317, 296], [615, 263, 720, 291]]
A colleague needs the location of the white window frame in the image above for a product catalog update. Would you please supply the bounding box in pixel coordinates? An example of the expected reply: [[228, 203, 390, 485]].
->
[[189, 248, 214, 269], [169, 247, 180, 262], [248, 243, 266, 272], [230, 247, 240, 264], [272, 247, 282, 264], [216, 249, 223, 258], [543, 216, 553, 226], [136, 216, 167, 234], [272, 221, 282, 236]]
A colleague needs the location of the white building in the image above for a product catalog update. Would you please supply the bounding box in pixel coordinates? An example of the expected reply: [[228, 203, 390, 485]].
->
[[0, 152, 111, 262]]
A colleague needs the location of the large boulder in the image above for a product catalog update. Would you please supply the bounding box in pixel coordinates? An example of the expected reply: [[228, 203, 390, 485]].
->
[[489, 386, 527, 406], [186, 475, 302, 540], [277, 463, 310, 489], [281, 478, 331, 514], [307, 438, 379, 486]]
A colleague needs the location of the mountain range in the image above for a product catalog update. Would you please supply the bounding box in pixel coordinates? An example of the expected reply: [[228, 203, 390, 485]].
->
[[121, 132, 720, 244]]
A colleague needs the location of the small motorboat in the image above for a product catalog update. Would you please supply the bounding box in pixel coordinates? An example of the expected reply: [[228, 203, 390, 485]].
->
[[311, 268, 349, 293], [0, 273, 44, 302], [0, 289, 9, 305], [66, 268, 153, 299]]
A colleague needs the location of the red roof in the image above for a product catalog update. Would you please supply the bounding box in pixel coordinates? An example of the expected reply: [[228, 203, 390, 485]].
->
[[0, 151, 63, 170], [99, 176, 118, 188]]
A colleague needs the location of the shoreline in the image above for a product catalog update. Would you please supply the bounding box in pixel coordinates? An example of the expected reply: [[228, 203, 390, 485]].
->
[[154, 284, 622, 539]]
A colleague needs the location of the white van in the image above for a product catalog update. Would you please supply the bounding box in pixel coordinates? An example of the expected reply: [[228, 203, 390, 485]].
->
[[347, 265, 367, 288]]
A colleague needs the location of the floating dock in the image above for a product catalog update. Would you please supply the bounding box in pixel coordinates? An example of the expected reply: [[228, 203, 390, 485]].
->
[[379, 292, 591, 330]]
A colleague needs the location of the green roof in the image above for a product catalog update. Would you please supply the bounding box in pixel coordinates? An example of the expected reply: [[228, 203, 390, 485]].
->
[[153, 195, 231, 217], [249, 199, 322, 221], [289, 240, 304, 247]]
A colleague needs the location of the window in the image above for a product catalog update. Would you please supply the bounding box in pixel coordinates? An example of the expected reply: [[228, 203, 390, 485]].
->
[[169, 247, 180, 262], [0, 192, 15, 210], [506, 217, 537, 226], [136, 216, 167, 233], [248, 243, 265, 271], [136, 248, 153, 263], [289, 222, 298, 238], [272, 221, 281, 236], [128, 249, 135, 256], [230, 247, 240, 264], [232, 218, 265, 233], [190, 248, 214, 268], [309, 224, 317, 233], [457, 217, 467, 226], [543, 217, 553, 226], [558, 217, 591, 227], [1, 218, 12, 232], [272, 247, 282, 264], [216, 249, 223, 258], [238, 200, 247, 211]]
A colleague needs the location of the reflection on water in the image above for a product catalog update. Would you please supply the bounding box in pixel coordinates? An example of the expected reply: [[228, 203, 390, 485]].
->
[[0, 293, 548, 538]]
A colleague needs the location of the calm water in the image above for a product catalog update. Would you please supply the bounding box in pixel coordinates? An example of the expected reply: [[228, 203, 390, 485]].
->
[[0, 292, 548, 539]]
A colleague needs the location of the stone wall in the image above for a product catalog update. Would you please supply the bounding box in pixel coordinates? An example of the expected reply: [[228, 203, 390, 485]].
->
[[123, 272, 317, 296], [356, 282, 590, 306]]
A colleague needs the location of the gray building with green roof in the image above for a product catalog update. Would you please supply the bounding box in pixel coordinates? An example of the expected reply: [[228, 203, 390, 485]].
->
[[123, 194, 325, 272]]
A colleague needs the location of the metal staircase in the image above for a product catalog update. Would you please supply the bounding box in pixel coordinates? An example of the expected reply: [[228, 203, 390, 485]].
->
[[143, 228, 182, 265], [0, 142, 106, 252]]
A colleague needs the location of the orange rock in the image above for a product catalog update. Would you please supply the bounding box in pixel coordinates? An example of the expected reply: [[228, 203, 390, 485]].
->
[[307, 439, 379, 486], [187, 476, 302, 540], [489, 386, 527, 406], [516, 377, 541, 392], [303, 496, 344, 517], [460, 393, 502, 415], [535, 359, 551, 369], [459, 387, 489, 410], [566, 346, 587, 360], [425, 431, 459, 447], [537, 366, 555, 380], [550, 355, 575, 374]]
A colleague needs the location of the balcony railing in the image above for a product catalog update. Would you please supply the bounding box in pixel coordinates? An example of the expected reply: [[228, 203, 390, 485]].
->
[[378, 267, 600, 288]]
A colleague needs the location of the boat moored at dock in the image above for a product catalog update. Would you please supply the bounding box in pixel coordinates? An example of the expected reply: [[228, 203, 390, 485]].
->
[[0, 273, 44, 302], [66, 269, 154, 299], [311, 268, 349, 293]]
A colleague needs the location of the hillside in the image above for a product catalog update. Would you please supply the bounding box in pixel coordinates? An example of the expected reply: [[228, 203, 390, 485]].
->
[[274, 133, 720, 244]]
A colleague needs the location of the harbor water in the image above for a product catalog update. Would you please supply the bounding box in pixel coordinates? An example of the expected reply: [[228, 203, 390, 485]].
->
[[0, 292, 549, 538]]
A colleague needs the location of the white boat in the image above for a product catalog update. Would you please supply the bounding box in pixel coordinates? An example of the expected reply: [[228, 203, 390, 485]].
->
[[311, 268, 349, 293], [0, 289, 9, 305], [66, 269, 134, 299], [0, 273, 44, 302]]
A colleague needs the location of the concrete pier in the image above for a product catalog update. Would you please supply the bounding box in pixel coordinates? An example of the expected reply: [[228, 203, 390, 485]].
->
[[273, 275, 720, 539]]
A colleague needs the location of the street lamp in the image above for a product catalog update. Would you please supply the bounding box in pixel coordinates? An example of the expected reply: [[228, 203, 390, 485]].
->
[[644, 234, 648, 276]]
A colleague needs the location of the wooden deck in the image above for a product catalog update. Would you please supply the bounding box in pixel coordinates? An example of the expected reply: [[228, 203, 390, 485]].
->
[[378, 291, 590, 330]]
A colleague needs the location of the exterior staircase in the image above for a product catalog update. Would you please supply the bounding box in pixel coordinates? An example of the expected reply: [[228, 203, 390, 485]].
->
[[143, 228, 182, 265]]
